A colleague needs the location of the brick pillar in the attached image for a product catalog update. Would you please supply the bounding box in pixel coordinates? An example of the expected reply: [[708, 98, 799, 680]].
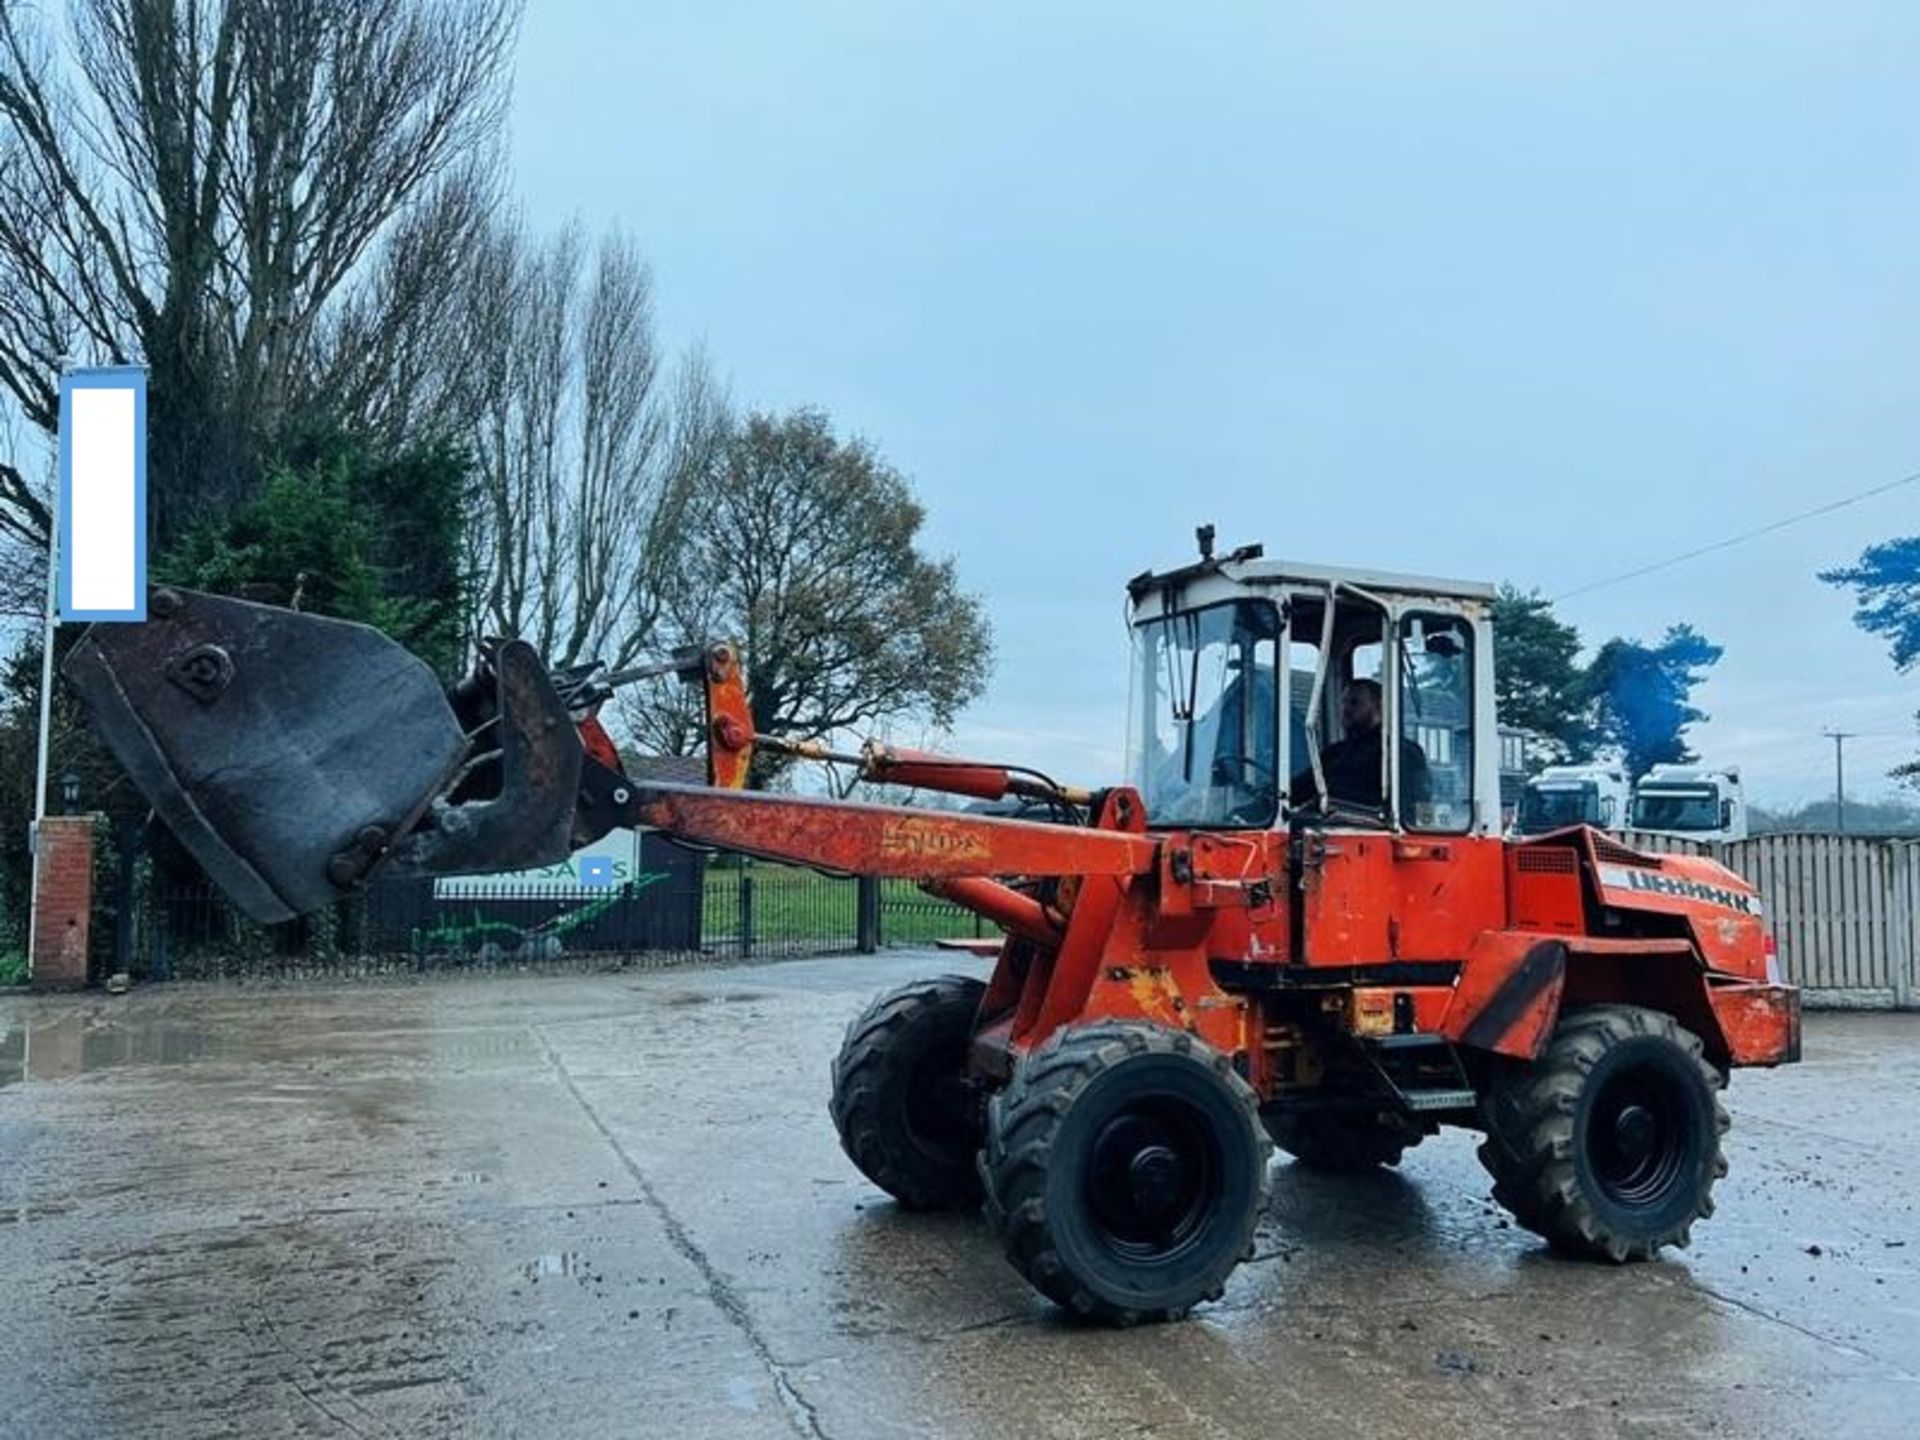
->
[[30, 815, 96, 990]]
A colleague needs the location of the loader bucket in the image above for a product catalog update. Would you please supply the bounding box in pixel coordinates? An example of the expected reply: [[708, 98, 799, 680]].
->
[[63, 587, 582, 923]]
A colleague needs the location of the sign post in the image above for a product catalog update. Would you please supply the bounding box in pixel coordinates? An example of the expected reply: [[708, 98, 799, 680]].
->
[[29, 467, 62, 838], [27, 365, 147, 986]]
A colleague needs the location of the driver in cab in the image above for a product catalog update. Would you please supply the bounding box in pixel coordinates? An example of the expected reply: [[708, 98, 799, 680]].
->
[[1289, 678, 1429, 814]]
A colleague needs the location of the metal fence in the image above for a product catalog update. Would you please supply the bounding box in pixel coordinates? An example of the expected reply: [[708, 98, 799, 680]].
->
[[1621, 829, 1919, 1008], [696, 869, 991, 960], [100, 846, 986, 983]]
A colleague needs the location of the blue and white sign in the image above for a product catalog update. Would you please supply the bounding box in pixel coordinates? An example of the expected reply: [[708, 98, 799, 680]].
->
[[433, 827, 644, 898], [56, 365, 147, 622]]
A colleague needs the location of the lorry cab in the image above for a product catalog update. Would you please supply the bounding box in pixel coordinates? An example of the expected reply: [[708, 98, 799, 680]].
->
[[1630, 764, 1748, 843], [1514, 764, 1632, 836]]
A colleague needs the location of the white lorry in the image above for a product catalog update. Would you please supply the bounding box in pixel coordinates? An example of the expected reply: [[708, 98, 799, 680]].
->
[[1512, 763, 1633, 836], [1628, 764, 1748, 843]]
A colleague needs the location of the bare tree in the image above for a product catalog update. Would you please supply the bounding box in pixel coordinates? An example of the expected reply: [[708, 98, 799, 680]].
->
[[0, 409, 44, 619], [457, 215, 730, 670], [621, 408, 994, 779], [0, 0, 518, 558]]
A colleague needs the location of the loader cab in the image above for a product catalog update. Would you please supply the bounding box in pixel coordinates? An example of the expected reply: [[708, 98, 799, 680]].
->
[[1125, 556, 1501, 836]]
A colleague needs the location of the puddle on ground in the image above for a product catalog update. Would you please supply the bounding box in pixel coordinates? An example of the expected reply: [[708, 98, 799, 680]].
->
[[523, 1251, 590, 1282], [0, 1012, 228, 1088], [657, 990, 773, 1008]]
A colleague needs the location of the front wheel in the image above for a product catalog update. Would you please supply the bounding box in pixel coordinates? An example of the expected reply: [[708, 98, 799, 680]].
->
[[982, 1023, 1271, 1325], [830, 975, 987, 1210], [1478, 1005, 1728, 1261]]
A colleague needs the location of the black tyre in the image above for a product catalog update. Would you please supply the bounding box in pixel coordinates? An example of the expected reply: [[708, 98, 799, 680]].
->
[[829, 975, 987, 1210], [982, 1023, 1271, 1325], [1265, 1108, 1420, 1173], [1478, 1005, 1728, 1261]]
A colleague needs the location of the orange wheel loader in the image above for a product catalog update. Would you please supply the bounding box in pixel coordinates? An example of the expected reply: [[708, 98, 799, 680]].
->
[[62, 533, 1798, 1324]]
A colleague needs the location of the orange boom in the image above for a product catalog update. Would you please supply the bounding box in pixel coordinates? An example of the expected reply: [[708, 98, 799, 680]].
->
[[64, 534, 1797, 1324]]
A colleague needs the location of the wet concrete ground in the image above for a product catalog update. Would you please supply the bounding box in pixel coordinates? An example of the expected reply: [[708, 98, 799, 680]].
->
[[1, 954, 1915, 1439]]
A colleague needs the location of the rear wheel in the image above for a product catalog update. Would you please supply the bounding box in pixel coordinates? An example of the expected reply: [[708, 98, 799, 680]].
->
[[982, 1023, 1270, 1324], [829, 975, 987, 1210], [1478, 1005, 1728, 1261], [1265, 1108, 1421, 1173]]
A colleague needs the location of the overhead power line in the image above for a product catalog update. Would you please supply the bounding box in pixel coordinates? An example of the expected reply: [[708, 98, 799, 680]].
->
[[1553, 468, 1920, 602]]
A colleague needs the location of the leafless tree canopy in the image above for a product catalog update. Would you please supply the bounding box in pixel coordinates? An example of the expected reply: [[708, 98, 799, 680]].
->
[[620, 408, 993, 775], [455, 216, 730, 671], [0, 3, 1001, 780], [0, 0, 518, 575]]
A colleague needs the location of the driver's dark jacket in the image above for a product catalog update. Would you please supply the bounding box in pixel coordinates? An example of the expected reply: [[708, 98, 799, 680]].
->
[[1289, 725, 1430, 811]]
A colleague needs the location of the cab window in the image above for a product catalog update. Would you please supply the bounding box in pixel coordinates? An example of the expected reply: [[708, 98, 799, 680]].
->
[[1127, 600, 1280, 827], [1399, 612, 1473, 831]]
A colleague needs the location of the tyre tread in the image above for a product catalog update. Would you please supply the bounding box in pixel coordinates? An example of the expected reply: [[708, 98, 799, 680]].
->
[[981, 1022, 1271, 1325], [829, 974, 986, 1210], [1478, 1004, 1728, 1261]]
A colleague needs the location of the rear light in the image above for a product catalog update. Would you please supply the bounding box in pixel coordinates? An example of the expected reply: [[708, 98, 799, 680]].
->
[[1763, 931, 1781, 984]]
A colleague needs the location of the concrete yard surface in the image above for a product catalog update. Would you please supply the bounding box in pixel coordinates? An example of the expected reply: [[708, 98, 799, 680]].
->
[[2, 955, 1916, 1439]]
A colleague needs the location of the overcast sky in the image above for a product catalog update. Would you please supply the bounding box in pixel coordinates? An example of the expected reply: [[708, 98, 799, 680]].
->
[[511, 2, 1920, 806]]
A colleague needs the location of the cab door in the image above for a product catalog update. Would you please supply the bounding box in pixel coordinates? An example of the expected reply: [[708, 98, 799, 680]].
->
[[1291, 593, 1505, 965], [1286, 583, 1396, 966], [1385, 605, 1506, 953]]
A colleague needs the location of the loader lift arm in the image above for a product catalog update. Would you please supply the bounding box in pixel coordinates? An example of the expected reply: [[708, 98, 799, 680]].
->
[[590, 771, 1156, 880], [62, 586, 1138, 924]]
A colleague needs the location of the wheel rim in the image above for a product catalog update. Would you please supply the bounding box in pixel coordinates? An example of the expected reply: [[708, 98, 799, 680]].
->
[[1084, 1097, 1224, 1261], [1588, 1067, 1689, 1209]]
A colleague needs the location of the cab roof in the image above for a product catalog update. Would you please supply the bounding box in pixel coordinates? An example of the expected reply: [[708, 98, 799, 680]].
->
[[1231, 557, 1498, 601], [1128, 550, 1498, 605]]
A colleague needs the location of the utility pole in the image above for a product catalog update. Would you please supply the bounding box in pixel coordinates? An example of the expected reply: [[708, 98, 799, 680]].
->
[[31, 356, 76, 841], [1823, 729, 1856, 834], [25, 366, 70, 978]]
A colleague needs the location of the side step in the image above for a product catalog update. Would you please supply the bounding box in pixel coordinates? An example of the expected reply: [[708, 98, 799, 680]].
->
[[1399, 1087, 1479, 1114], [1358, 1032, 1479, 1116], [1371, 1032, 1451, 1051]]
